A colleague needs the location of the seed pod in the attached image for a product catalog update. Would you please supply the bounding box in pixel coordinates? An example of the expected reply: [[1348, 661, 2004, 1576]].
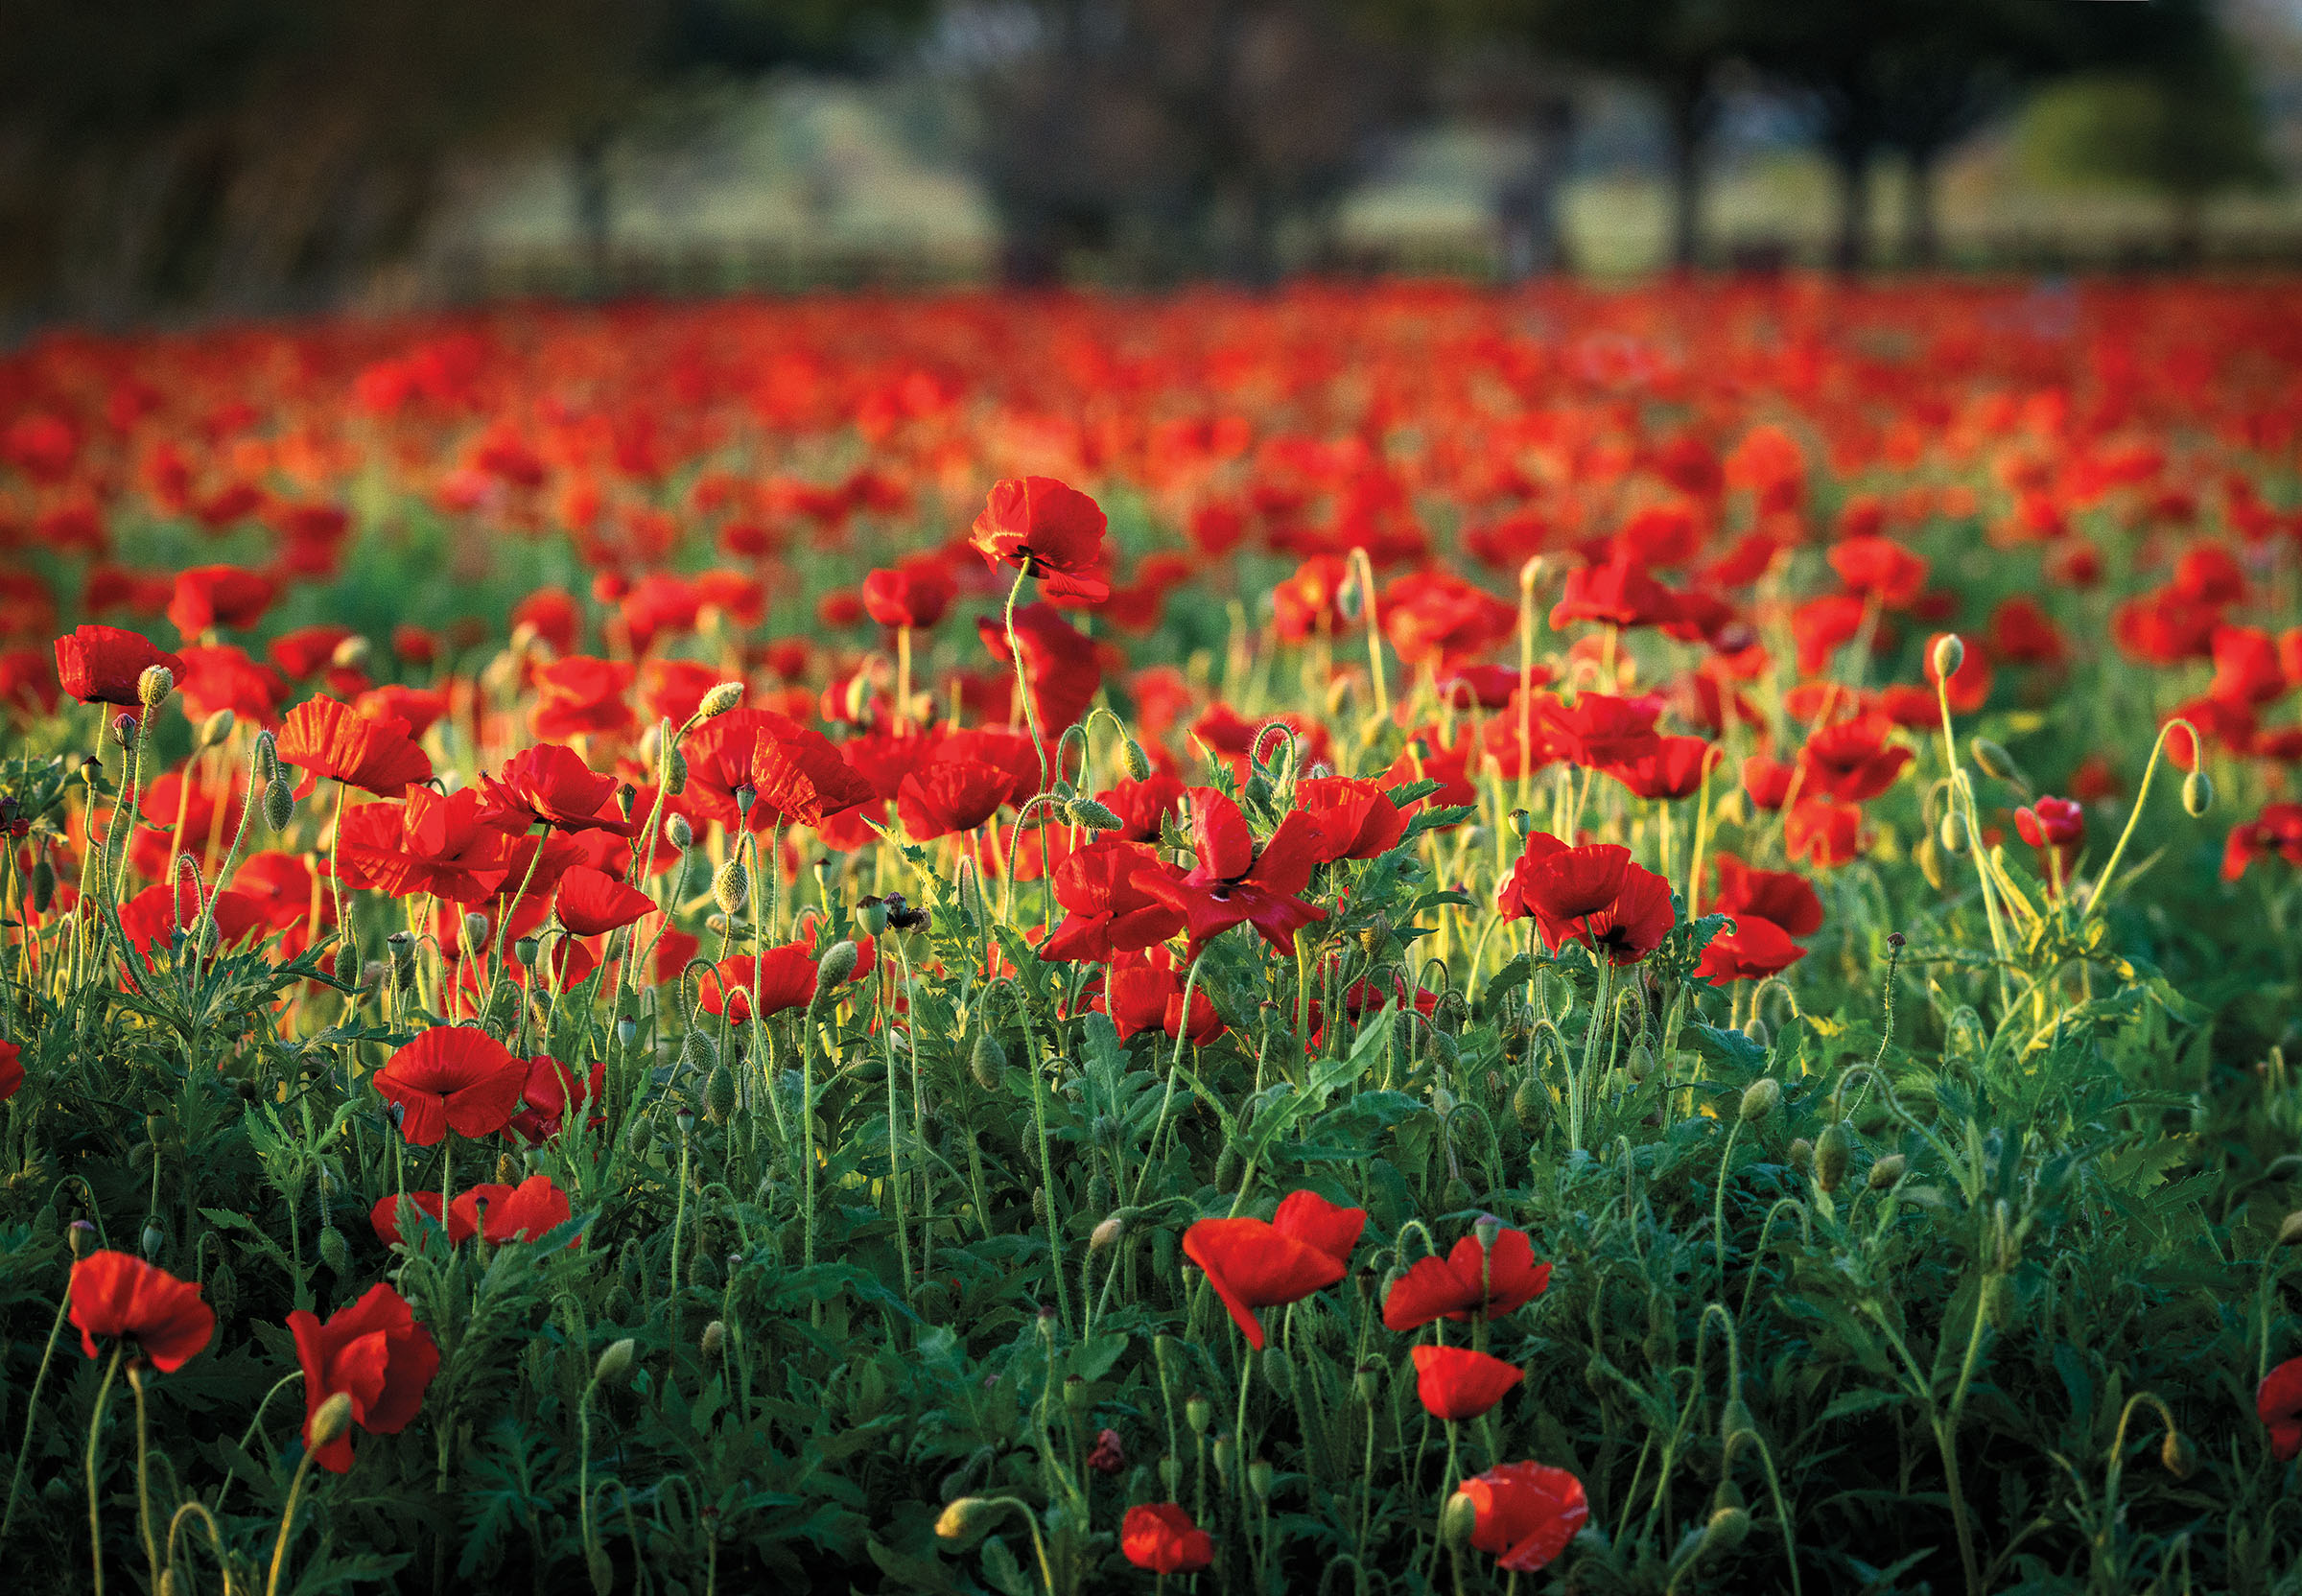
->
[[513, 935, 538, 969], [1210, 1435, 1235, 1486], [712, 857, 749, 916], [1868, 1153, 1907, 1189], [1739, 1078, 1780, 1123], [141, 1224, 164, 1258], [137, 665, 175, 710], [1186, 1394, 1212, 1435], [698, 681, 745, 719], [263, 778, 294, 833], [1816, 1121, 1851, 1192], [970, 1033, 1004, 1091], [2182, 768, 2213, 817], [1931, 634, 1964, 681]]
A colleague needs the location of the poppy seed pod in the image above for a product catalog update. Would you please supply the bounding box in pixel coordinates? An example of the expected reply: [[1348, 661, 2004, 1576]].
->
[[1739, 1078, 1781, 1122], [2183, 768, 2213, 817], [136, 665, 175, 710], [1932, 633, 1964, 680], [1868, 1153, 1907, 1189], [198, 708, 235, 749], [308, 1391, 357, 1450], [712, 857, 749, 916], [698, 681, 745, 719], [514, 936, 538, 968]]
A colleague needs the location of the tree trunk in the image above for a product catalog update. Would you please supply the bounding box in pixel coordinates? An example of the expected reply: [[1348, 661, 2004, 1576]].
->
[[1831, 145, 1871, 274], [1903, 147, 1939, 270]]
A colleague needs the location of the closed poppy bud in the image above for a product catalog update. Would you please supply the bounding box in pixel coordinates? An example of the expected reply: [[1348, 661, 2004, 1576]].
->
[[1788, 1137, 1814, 1172], [1868, 1153, 1906, 1188], [1090, 1212, 1127, 1252], [1938, 810, 1968, 855], [1068, 798, 1124, 831], [111, 712, 139, 748], [813, 940, 857, 998], [1742, 1016, 1770, 1048], [700, 1320, 726, 1358], [1739, 1078, 1780, 1122], [459, 913, 488, 958], [706, 1063, 735, 1122], [141, 1224, 164, 1257], [1248, 1457, 1274, 1499], [1122, 737, 1151, 782], [1211, 1435, 1234, 1484], [935, 1497, 991, 1541], [712, 858, 748, 916], [1817, 1122, 1851, 1192], [334, 940, 361, 986], [137, 666, 175, 710], [970, 1033, 1004, 1091], [1702, 1504, 1750, 1556], [198, 708, 235, 749], [2182, 768, 2213, 817], [697, 681, 745, 720], [309, 1391, 356, 1450], [32, 857, 56, 912], [667, 813, 693, 849], [263, 777, 294, 833], [595, 1338, 635, 1386], [1932, 634, 1964, 680], [662, 745, 688, 796], [1969, 738, 2022, 786], [318, 1225, 351, 1275], [1186, 1394, 1211, 1435], [2162, 1428, 2196, 1479], [2278, 1210, 2302, 1247]]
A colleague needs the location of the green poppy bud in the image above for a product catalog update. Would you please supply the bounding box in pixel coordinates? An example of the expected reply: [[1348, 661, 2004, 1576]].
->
[[1868, 1153, 1907, 1189], [667, 812, 693, 849], [712, 858, 749, 917], [1122, 738, 1151, 782], [2182, 768, 2213, 818], [263, 778, 294, 833], [308, 1391, 356, 1449], [198, 708, 236, 750], [813, 939, 858, 998], [1968, 738, 2022, 786], [698, 681, 745, 719], [1739, 1078, 1780, 1122], [1931, 633, 1964, 681], [1817, 1121, 1851, 1192], [137, 666, 175, 710]]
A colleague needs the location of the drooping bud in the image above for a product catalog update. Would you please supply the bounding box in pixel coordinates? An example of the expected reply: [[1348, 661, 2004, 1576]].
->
[[970, 1032, 1005, 1091], [330, 635, 371, 670], [698, 681, 745, 719], [1067, 798, 1125, 832], [934, 1497, 994, 1541], [1968, 739, 2022, 786], [2161, 1427, 2196, 1479], [1700, 1504, 1751, 1557], [461, 913, 489, 958], [2182, 768, 2214, 818], [136, 666, 175, 711], [1742, 1015, 1770, 1049], [1439, 1489, 1477, 1548], [700, 1320, 727, 1359], [1931, 633, 1964, 681], [198, 708, 236, 750], [1121, 737, 1151, 782], [1868, 1153, 1907, 1189], [2277, 1210, 2302, 1247], [1938, 810, 1968, 855], [1787, 1137, 1814, 1172], [712, 857, 749, 917], [1090, 1212, 1128, 1252], [1816, 1121, 1851, 1192], [813, 939, 858, 999]]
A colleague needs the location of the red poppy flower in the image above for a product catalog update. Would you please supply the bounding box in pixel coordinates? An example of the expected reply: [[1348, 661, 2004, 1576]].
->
[[861, 557, 957, 629], [2262, 1356, 2302, 1461], [372, 1026, 528, 1145], [532, 656, 637, 742], [1272, 554, 1350, 642], [696, 942, 826, 1024], [0, 1040, 20, 1102], [233, 851, 335, 958], [968, 476, 1111, 603], [510, 1054, 605, 1143], [69, 1251, 214, 1372], [1828, 536, 1929, 608], [554, 865, 655, 937], [1413, 1345, 1522, 1421], [368, 1191, 451, 1247], [167, 565, 276, 638], [1040, 837, 1187, 962], [336, 787, 519, 903], [2014, 796, 2084, 852], [1742, 753, 1796, 811], [1460, 1462, 1589, 1574], [1120, 1504, 1214, 1575], [1100, 947, 1224, 1044], [54, 624, 187, 707], [1797, 716, 1912, 804], [1295, 777, 1407, 863], [1697, 915, 1806, 982], [175, 644, 286, 724], [1708, 854, 1823, 937], [1785, 799, 1864, 868], [1096, 774, 1186, 842], [975, 601, 1103, 737], [749, 710, 879, 829], [481, 744, 636, 835], [447, 1174, 577, 1247], [1497, 835, 1674, 965], [1381, 1228, 1552, 1331], [289, 1282, 439, 1472], [2223, 802, 2302, 880], [1135, 787, 1328, 955], [277, 697, 433, 798], [1183, 1189, 1366, 1350], [115, 883, 269, 977], [1537, 692, 1663, 769], [897, 759, 1017, 840], [1988, 596, 2067, 667], [1550, 558, 1684, 631], [269, 624, 355, 680], [1605, 735, 1720, 802]]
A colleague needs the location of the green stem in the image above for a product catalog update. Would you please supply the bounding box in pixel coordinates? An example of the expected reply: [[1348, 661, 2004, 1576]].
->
[[85, 1345, 123, 1596]]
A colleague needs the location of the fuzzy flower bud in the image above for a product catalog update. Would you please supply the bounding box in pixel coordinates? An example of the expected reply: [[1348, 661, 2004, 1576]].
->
[[1931, 633, 1964, 681], [1121, 737, 1151, 782], [595, 1338, 636, 1386], [2182, 768, 2213, 818], [1868, 1153, 1907, 1189], [813, 939, 858, 998], [712, 857, 749, 917], [263, 778, 294, 833], [1067, 798, 1125, 832], [198, 708, 236, 749], [308, 1391, 356, 1449], [698, 681, 745, 719], [1739, 1077, 1781, 1123], [136, 665, 175, 710], [667, 813, 693, 849]]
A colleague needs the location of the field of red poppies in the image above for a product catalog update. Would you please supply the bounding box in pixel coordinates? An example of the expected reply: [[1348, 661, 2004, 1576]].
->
[[3, 276, 2302, 1594]]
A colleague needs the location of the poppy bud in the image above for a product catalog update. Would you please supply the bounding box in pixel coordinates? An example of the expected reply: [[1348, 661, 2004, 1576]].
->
[[1915, 833, 1946, 889], [1701, 1504, 1750, 1558], [970, 1033, 1004, 1091], [111, 712, 139, 749], [334, 939, 361, 987], [1159, 1453, 1182, 1494], [1742, 1016, 1770, 1048], [1090, 1212, 1128, 1252], [662, 745, 688, 795], [1938, 809, 1968, 854], [1868, 1153, 1907, 1189], [706, 1063, 736, 1123], [2277, 1210, 2302, 1247], [136, 666, 175, 710], [1248, 1456, 1274, 1500], [32, 857, 56, 913], [813, 939, 858, 998], [1262, 1345, 1295, 1398], [934, 1497, 992, 1541], [68, 1218, 99, 1258], [698, 681, 745, 719], [1788, 1137, 1814, 1172], [309, 1391, 356, 1450], [1210, 1435, 1234, 1485], [1627, 1042, 1654, 1082], [331, 636, 371, 671], [1186, 1394, 1211, 1435], [1739, 1078, 1780, 1122], [1512, 1078, 1546, 1132], [1122, 737, 1151, 782], [1817, 1121, 1851, 1192], [700, 1319, 726, 1359], [318, 1225, 351, 1275], [198, 708, 235, 749], [2182, 768, 2213, 817], [667, 813, 693, 849], [1971, 739, 2026, 788], [2161, 1428, 2196, 1479], [1931, 634, 1964, 681], [1068, 798, 1124, 831], [141, 1224, 164, 1258], [712, 858, 749, 916], [461, 913, 489, 958], [261, 776, 294, 833]]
